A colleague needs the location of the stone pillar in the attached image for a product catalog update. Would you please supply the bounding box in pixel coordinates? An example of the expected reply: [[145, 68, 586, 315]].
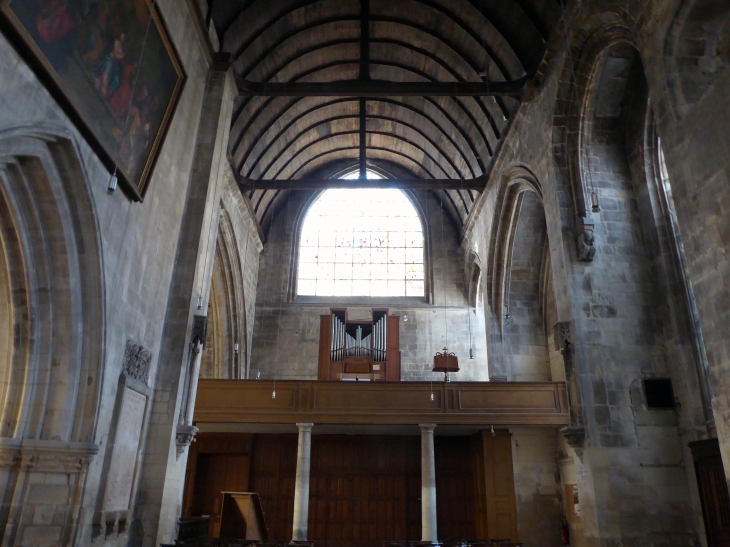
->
[[420, 423, 438, 544], [134, 55, 238, 547], [292, 423, 314, 543]]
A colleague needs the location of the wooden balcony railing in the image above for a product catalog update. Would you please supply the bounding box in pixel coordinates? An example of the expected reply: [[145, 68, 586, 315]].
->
[[194, 380, 569, 427]]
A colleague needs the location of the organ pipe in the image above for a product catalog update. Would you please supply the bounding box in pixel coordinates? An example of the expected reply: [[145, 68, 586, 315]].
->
[[330, 313, 387, 361]]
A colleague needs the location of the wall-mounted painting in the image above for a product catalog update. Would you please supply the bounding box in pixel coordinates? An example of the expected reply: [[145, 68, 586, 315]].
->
[[1, 0, 186, 201]]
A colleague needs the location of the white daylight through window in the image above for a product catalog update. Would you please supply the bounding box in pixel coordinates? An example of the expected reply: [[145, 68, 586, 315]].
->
[[297, 172, 425, 297]]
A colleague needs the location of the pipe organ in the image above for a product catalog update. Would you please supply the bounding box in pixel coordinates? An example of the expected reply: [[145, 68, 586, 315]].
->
[[319, 310, 400, 381]]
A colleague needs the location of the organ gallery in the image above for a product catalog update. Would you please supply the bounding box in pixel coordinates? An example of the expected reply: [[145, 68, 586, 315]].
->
[[0, 1, 728, 547]]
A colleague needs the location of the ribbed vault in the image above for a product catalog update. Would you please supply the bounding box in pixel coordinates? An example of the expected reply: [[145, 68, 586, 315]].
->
[[206, 0, 560, 232]]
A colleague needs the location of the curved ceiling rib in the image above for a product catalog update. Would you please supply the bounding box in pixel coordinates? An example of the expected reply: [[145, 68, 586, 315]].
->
[[206, 0, 558, 232]]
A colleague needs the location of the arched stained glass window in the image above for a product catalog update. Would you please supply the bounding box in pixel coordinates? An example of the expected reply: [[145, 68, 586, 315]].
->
[[297, 187, 425, 297]]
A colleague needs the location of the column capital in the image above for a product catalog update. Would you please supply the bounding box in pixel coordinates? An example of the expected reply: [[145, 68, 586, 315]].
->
[[296, 423, 314, 431], [419, 423, 437, 432]]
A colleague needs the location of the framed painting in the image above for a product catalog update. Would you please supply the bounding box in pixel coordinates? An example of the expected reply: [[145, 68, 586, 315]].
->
[[0, 0, 186, 201]]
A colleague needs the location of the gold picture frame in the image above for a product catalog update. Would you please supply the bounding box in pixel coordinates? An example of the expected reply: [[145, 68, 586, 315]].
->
[[1, 0, 186, 201]]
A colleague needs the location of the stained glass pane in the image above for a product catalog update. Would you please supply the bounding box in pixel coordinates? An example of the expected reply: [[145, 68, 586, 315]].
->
[[297, 175, 425, 297]]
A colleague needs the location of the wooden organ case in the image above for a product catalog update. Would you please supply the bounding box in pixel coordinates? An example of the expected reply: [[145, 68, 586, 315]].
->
[[318, 309, 401, 381]]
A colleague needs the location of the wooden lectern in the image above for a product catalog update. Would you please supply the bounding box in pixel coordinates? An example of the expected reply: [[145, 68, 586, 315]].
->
[[212, 492, 268, 541]]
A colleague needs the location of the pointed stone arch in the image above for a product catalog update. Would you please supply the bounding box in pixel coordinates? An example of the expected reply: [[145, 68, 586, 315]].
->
[[0, 126, 104, 443], [0, 125, 104, 546], [485, 164, 553, 382]]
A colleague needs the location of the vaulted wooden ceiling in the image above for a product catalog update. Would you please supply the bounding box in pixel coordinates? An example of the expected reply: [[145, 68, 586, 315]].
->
[[205, 0, 560, 231]]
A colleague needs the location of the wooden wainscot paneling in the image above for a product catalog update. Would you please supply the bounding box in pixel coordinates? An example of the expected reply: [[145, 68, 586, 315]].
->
[[473, 429, 518, 542], [312, 384, 442, 413], [194, 380, 569, 426], [455, 384, 564, 413], [182, 433, 253, 524]]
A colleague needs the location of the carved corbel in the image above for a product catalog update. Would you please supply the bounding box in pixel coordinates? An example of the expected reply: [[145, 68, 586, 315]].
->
[[175, 424, 199, 458], [575, 223, 596, 262], [561, 426, 586, 450]]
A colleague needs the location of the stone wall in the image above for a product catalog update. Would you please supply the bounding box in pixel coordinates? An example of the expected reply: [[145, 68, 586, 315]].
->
[[455, 1, 718, 544], [511, 429, 563, 547], [251, 189, 490, 381], [0, 0, 218, 544]]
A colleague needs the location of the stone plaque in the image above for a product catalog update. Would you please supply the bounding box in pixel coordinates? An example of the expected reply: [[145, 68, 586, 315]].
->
[[103, 387, 147, 511]]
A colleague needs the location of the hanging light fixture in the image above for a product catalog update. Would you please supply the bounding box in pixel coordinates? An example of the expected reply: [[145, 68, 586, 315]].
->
[[108, 172, 118, 193], [591, 191, 600, 213]]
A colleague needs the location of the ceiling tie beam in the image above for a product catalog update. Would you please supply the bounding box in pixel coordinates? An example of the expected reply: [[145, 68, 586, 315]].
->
[[236, 77, 529, 98], [235, 173, 486, 191]]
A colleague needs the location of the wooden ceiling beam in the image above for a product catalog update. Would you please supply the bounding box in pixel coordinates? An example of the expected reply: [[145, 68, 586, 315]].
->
[[236, 173, 486, 191], [237, 77, 528, 97]]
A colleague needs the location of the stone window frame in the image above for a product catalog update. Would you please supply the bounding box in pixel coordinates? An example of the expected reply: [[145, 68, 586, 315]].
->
[[287, 188, 435, 306]]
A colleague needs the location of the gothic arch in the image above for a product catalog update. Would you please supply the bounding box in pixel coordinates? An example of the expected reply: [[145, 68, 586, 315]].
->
[[552, 20, 638, 220], [486, 164, 552, 382], [201, 208, 248, 379], [287, 182, 436, 304], [486, 165, 543, 327], [0, 126, 104, 443]]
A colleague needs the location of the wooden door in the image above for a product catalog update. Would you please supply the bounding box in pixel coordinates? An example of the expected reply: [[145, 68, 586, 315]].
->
[[473, 430, 518, 542], [690, 439, 730, 547]]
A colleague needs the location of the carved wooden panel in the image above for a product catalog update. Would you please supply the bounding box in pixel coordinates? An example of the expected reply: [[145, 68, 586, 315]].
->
[[183, 434, 253, 520], [194, 380, 569, 426]]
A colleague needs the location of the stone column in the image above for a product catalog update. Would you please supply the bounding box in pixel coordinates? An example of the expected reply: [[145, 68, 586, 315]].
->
[[420, 423, 438, 544], [292, 423, 314, 543]]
